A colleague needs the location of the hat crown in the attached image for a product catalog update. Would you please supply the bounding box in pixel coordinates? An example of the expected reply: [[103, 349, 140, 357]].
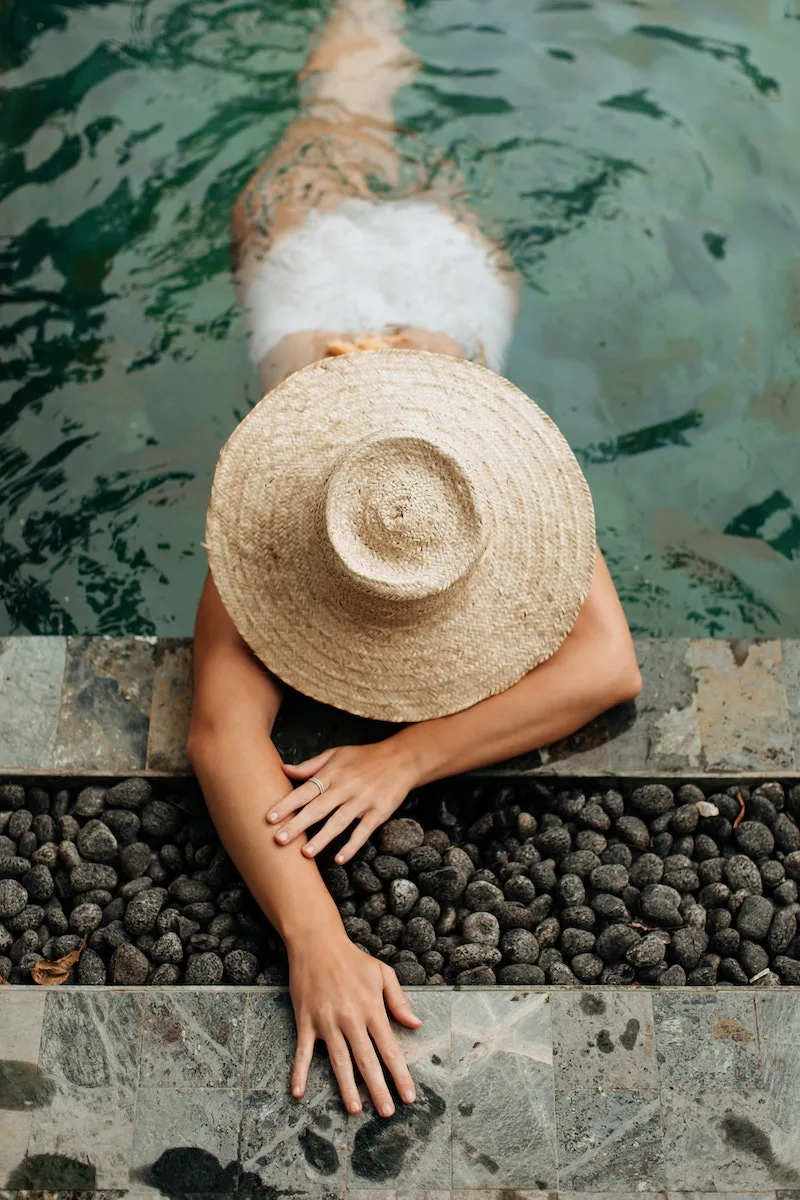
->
[[324, 432, 488, 603]]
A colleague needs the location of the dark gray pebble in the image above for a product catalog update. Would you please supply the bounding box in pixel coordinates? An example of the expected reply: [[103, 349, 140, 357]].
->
[[774, 955, 800, 984], [724, 855, 763, 895], [124, 887, 167, 935], [140, 799, 183, 840], [561, 850, 602, 878], [631, 784, 675, 816], [627, 932, 667, 966], [561, 927, 596, 957], [640, 884, 683, 928], [0, 879, 28, 919], [224, 949, 259, 984], [111, 942, 150, 984], [351, 861, 383, 893], [184, 952, 224, 985], [733, 821, 775, 860], [106, 779, 153, 811], [736, 895, 775, 941], [402, 917, 436, 954], [394, 960, 427, 985], [377, 819, 424, 856], [497, 963, 545, 985], [738, 940, 769, 978], [596, 924, 640, 962], [589, 864, 629, 895], [615, 815, 651, 850], [389, 879, 420, 917]]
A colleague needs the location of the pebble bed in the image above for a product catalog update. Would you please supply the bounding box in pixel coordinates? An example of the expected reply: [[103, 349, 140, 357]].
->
[[1, 778, 799, 987]]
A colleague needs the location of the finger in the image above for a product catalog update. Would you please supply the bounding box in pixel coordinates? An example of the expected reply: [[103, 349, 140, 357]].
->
[[291, 1022, 316, 1099], [369, 1013, 416, 1104], [273, 792, 343, 845], [382, 965, 422, 1029], [346, 1029, 395, 1118], [302, 802, 361, 858], [325, 1031, 362, 1115], [281, 747, 337, 779], [332, 817, 378, 865], [266, 777, 333, 826]]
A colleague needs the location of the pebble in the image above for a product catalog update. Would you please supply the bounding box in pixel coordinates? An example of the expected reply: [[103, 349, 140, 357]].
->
[[462, 911, 500, 946], [389, 879, 419, 917], [737, 896, 775, 941], [111, 942, 150, 984], [106, 779, 153, 811], [402, 917, 436, 954], [394, 960, 427, 985], [596, 924, 641, 961], [124, 888, 168, 935], [223, 949, 259, 984], [631, 784, 675, 816], [734, 822, 775, 860], [627, 932, 667, 966], [151, 932, 184, 964], [184, 952, 224, 985], [0, 879, 27, 919], [640, 884, 683, 928], [615, 815, 651, 850], [377, 819, 425, 856], [418, 868, 467, 903], [76, 820, 118, 864], [725, 855, 764, 895], [589, 864, 629, 895], [498, 963, 545, 985]]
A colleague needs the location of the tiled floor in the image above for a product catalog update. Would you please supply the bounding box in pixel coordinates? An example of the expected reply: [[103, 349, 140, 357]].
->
[[1, 986, 799, 1197]]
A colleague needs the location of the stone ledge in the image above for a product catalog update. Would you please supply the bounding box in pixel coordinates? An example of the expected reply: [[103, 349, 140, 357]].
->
[[1, 636, 799, 777]]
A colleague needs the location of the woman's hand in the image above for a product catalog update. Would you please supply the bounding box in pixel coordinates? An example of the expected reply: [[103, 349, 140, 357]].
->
[[289, 931, 421, 1116], [267, 740, 418, 863]]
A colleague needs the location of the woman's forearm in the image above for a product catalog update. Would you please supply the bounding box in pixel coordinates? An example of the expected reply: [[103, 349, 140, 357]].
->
[[390, 551, 641, 786], [191, 730, 345, 949]]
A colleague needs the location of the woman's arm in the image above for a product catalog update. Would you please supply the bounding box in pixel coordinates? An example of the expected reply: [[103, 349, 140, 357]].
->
[[271, 551, 641, 859], [188, 573, 420, 1116]]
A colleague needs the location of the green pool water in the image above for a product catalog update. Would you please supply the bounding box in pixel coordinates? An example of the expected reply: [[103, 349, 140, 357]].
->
[[1, 0, 799, 638]]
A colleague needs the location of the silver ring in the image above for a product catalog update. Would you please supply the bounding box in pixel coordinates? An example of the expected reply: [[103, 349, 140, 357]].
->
[[309, 776, 326, 796]]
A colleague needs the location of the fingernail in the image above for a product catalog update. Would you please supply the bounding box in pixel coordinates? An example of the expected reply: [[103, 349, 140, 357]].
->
[[267, 811, 278, 823], [404, 1090, 416, 1103], [348, 1101, 360, 1114], [292, 1086, 302, 1098], [305, 844, 316, 856], [381, 1104, 394, 1118], [335, 853, 344, 864], [276, 831, 288, 843]]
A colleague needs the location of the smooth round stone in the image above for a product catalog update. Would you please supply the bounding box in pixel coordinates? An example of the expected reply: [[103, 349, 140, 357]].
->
[[578, 803, 611, 831], [76, 820, 118, 864], [659, 964, 687, 986], [774, 955, 800, 984], [670, 927, 708, 970], [710, 927, 741, 956], [784, 851, 800, 881], [418, 868, 466, 904], [570, 952, 604, 981], [630, 785, 675, 816], [0, 879, 27, 919], [535, 826, 571, 860], [151, 932, 184, 964], [406, 845, 442, 874], [767, 907, 798, 956], [774, 880, 799, 905], [596, 924, 640, 962], [547, 962, 577, 984], [561, 905, 595, 930], [627, 933, 667, 967], [497, 963, 545, 985], [420, 950, 444, 976], [111, 943, 150, 985], [725, 855, 763, 895], [76, 948, 107, 985], [736, 895, 775, 941], [7, 904, 45, 934], [590, 864, 629, 895], [377, 819, 424, 856], [224, 949, 259, 984], [402, 918, 436, 955], [168, 876, 212, 905], [124, 888, 168, 935], [140, 800, 183, 840], [615, 816, 651, 850], [351, 861, 382, 893], [119, 842, 152, 881], [561, 927, 596, 958], [738, 940, 769, 978], [393, 960, 427, 985], [106, 779, 153, 811], [7, 811, 33, 841], [151, 963, 182, 985], [720, 957, 750, 985], [371, 855, 408, 881], [462, 911, 500, 946], [561, 850, 602, 879], [70, 863, 117, 893], [500, 928, 540, 964], [773, 814, 800, 853], [0, 784, 26, 810], [103, 809, 140, 846], [734, 821, 775, 859], [640, 884, 683, 928], [21, 864, 54, 904], [389, 879, 420, 917], [463, 880, 504, 912], [557, 874, 586, 906], [73, 788, 106, 820], [504, 875, 536, 904], [69, 902, 103, 934], [450, 942, 502, 971], [590, 893, 630, 923], [184, 952, 224, 985]]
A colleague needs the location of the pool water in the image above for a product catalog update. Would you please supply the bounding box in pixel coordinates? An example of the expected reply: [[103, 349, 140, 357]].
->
[[1, 0, 799, 638]]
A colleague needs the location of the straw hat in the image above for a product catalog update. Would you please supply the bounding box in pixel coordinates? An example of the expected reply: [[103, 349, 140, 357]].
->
[[206, 349, 595, 722]]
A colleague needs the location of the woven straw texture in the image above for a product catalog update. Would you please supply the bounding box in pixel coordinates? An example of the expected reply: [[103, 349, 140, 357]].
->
[[206, 349, 595, 722]]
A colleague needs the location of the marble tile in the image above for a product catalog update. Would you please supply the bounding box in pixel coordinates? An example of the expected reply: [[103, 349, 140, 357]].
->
[[346, 992, 452, 1190], [141, 992, 245, 1089], [146, 638, 194, 772], [561, 1194, 667, 1200], [666, 1194, 777, 1200], [39, 991, 144, 1090], [0, 989, 47, 1062], [555, 1090, 665, 1192], [757, 993, 800, 1043], [781, 639, 800, 769], [239, 1088, 347, 1192], [691, 639, 794, 772], [609, 638, 702, 773], [451, 991, 556, 1190], [660, 1088, 790, 1191], [653, 992, 760, 1089], [0, 636, 66, 768], [53, 635, 155, 771], [550, 990, 658, 1091], [760, 1043, 800, 1181], [131, 1089, 242, 1191], [245, 991, 334, 1094], [27, 1081, 137, 1189], [0, 1114, 31, 1190]]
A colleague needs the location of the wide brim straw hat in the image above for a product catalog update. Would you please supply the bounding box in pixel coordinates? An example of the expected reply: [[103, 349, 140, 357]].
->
[[206, 349, 595, 722]]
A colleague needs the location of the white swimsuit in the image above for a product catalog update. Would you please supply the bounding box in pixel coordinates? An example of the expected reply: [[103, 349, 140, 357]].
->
[[239, 197, 517, 373]]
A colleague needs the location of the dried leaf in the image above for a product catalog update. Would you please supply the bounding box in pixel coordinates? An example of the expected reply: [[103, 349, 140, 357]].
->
[[696, 800, 720, 818], [31, 935, 88, 986], [749, 967, 771, 984], [0, 976, 9, 985], [733, 790, 746, 829]]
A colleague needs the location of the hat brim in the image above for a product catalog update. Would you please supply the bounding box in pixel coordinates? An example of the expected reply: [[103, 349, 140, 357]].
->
[[206, 350, 596, 722]]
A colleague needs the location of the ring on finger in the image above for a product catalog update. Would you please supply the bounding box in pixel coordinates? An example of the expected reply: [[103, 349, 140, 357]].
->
[[309, 776, 326, 796]]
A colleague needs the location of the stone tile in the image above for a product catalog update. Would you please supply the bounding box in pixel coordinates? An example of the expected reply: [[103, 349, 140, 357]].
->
[[556, 1090, 665, 1192], [691, 639, 794, 772], [146, 638, 194, 772], [0, 991, 50, 1187], [452, 1193, 558, 1200], [141, 992, 245, 1088], [131, 1089, 242, 1191], [666, 1195, 777, 1200], [760, 1042, 800, 1181], [653, 992, 760, 1089], [661, 1087, 797, 1191], [53, 635, 156, 771], [781, 639, 800, 769], [39, 991, 144, 1090], [561, 1195, 667, 1200], [0, 989, 47, 1062], [451, 991, 556, 1189], [550, 990, 658, 1092], [27, 1081, 137, 1189], [245, 992, 334, 1094], [609, 638, 702, 773], [347, 992, 452, 1190], [757, 993, 800, 1043], [0, 636, 66, 768], [239, 1088, 346, 1192]]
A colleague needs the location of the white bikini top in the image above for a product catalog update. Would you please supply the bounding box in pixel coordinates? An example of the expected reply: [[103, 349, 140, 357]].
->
[[238, 197, 517, 373]]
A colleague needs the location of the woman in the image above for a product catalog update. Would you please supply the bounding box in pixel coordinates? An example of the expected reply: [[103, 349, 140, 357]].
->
[[188, 0, 641, 1121]]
